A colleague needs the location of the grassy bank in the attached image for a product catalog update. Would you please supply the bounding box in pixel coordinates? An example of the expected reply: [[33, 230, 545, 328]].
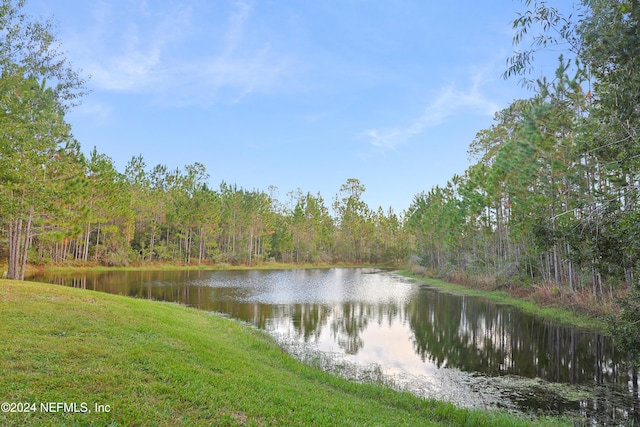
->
[[401, 270, 607, 332], [20, 261, 394, 276], [0, 280, 569, 426]]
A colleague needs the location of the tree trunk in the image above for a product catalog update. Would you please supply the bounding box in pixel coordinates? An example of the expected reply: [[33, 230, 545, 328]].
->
[[7, 208, 34, 280], [19, 208, 33, 280], [84, 223, 91, 261], [149, 223, 156, 262], [7, 219, 21, 279], [198, 227, 205, 265], [94, 222, 101, 262]]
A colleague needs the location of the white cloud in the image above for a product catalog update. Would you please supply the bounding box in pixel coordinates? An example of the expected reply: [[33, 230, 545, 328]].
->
[[66, 0, 290, 105], [72, 101, 113, 125], [362, 67, 501, 150]]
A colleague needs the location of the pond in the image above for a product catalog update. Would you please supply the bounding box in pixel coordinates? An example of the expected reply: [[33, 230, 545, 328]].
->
[[27, 268, 639, 424]]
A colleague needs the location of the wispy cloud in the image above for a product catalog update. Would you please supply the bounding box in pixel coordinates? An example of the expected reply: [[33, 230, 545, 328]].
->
[[223, 0, 251, 55], [362, 66, 501, 150], [73, 1, 190, 91], [66, 0, 290, 105], [73, 101, 113, 125]]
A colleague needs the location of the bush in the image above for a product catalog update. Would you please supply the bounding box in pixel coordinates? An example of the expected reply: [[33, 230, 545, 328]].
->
[[609, 282, 640, 367]]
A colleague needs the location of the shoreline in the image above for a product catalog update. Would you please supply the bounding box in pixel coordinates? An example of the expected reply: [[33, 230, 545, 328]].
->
[[399, 270, 608, 332], [20, 261, 395, 275], [0, 279, 569, 426]]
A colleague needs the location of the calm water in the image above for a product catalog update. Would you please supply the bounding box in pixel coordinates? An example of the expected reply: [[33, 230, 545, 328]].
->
[[28, 268, 639, 424]]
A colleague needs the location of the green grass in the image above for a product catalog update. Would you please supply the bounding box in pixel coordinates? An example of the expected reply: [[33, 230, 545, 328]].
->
[[26, 262, 389, 277], [400, 271, 607, 332], [0, 279, 571, 426]]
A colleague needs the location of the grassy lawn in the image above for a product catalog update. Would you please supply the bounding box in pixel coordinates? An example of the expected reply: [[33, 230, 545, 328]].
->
[[0, 280, 570, 426]]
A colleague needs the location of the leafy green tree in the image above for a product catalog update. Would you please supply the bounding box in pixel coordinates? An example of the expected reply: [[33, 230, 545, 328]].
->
[[333, 178, 371, 263], [578, 0, 640, 287], [0, 76, 75, 278], [370, 206, 409, 264], [76, 149, 127, 263], [241, 189, 273, 266], [286, 190, 334, 264], [0, 0, 86, 279], [147, 164, 171, 261]]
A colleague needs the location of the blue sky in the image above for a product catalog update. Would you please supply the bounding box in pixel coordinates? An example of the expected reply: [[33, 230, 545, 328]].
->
[[26, 0, 578, 213]]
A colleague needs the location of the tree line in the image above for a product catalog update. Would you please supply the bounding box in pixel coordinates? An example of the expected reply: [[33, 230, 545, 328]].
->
[[3, 143, 412, 275], [405, 0, 640, 361], [407, 63, 607, 293]]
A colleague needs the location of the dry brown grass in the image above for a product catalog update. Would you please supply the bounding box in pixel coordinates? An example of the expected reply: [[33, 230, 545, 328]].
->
[[410, 268, 621, 321], [527, 284, 620, 318], [443, 270, 499, 290]]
